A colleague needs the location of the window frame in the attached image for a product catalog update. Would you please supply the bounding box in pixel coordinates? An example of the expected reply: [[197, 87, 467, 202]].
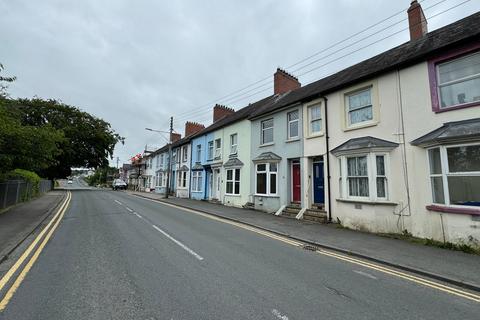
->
[[182, 145, 188, 162], [287, 110, 299, 139], [345, 87, 374, 128], [428, 44, 480, 113], [207, 141, 214, 160], [191, 171, 203, 192], [225, 168, 241, 195], [196, 144, 201, 162], [308, 103, 322, 136], [214, 138, 222, 158], [427, 143, 480, 208], [255, 162, 278, 196], [261, 118, 274, 145], [338, 152, 390, 202], [230, 133, 238, 155]]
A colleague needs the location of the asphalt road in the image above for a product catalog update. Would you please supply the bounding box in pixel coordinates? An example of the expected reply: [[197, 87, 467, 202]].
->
[[0, 187, 478, 319]]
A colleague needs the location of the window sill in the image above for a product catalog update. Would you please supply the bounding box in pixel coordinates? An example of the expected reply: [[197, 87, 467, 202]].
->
[[259, 142, 274, 148], [225, 194, 241, 197], [426, 204, 480, 216], [191, 190, 203, 193], [343, 121, 378, 132], [336, 198, 397, 206], [254, 194, 279, 198], [433, 101, 480, 113], [306, 133, 324, 139], [285, 138, 300, 143]]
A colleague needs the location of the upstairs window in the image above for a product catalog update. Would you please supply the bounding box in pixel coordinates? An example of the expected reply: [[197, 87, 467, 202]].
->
[[196, 144, 201, 162], [309, 104, 322, 135], [215, 139, 222, 158], [182, 145, 188, 162], [345, 88, 373, 127], [207, 141, 214, 160], [287, 110, 299, 139], [261, 119, 274, 144], [230, 133, 238, 155], [436, 51, 480, 110]]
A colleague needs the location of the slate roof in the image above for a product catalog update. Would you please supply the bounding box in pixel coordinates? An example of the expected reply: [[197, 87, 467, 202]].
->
[[249, 11, 480, 119], [223, 158, 244, 167], [252, 152, 282, 162], [411, 118, 480, 147], [331, 136, 399, 155]]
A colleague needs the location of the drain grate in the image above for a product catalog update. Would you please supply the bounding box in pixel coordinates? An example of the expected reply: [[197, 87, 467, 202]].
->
[[302, 244, 319, 251]]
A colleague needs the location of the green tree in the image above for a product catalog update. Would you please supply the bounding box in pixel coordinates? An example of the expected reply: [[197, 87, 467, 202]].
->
[[0, 98, 65, 174], [9, 98, 124, 178]]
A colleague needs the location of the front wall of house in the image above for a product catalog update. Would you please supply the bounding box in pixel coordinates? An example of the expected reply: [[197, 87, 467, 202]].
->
[[401, 61, 480, 245], [190, 133, 214, 200], [325, 59, 480, 245], [250, 105, 304, 212], [212, 119, 252, 207], [175, 143, 191, 198]]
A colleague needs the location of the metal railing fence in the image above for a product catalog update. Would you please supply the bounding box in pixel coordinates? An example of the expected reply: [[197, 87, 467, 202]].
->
[[0, 179, 53, 209]]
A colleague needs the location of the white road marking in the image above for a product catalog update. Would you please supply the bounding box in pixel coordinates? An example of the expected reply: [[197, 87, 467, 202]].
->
[[114, 200, 122, 205], [151, 225, 204, 261], [272, 309, 289, 320], [353, 270, 378, 280], [125, 207, 133, 212]]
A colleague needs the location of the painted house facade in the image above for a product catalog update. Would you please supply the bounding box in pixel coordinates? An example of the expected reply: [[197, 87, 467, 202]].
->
[[249, 70, 305, 213]]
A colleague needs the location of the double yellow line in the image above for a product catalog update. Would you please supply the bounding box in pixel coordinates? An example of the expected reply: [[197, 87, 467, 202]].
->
[[138, 195, 480, 303], [0, 191, 72, 312]]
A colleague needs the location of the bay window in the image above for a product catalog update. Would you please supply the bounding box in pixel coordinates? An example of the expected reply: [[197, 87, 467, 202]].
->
[[287, 110, 299, 139], [192, 171, 202, 192], [261, 119, 274, 144], [428, 144, 480, 207], [226, 168, 240, 195], [256, 163, 278, 196], [339, 153, 389, 201]]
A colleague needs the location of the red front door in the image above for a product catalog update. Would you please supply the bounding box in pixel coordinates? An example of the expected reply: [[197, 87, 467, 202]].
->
[[292, 162, 301, 203]]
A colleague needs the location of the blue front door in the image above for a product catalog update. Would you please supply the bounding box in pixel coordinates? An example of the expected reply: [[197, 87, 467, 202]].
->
[[313, 162, 324, 204]]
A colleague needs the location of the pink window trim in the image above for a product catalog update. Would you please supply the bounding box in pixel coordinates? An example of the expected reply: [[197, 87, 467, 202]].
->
[[426, 204, 480, 216], [427, 42, 480, 113]]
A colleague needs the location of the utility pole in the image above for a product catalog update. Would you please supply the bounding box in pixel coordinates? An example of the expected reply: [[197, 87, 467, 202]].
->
[[165, 117, 173, 199]]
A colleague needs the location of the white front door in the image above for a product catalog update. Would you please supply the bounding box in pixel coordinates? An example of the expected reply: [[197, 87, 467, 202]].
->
[[213, 169, 221, 199]]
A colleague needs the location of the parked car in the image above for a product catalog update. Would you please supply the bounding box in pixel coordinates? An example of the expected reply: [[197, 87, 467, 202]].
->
[[67, 180, 73, 184], [112, 179, 127, 190]]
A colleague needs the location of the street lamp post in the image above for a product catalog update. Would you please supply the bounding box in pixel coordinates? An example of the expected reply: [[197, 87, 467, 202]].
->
[[145, 117, 173, 198]]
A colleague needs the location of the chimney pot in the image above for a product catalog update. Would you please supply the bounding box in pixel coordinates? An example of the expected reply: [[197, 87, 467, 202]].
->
[[185, 121, 205, 137], [274, 68, 301, 95], [407, 0, 428, 41], [213, 104, 235, 123]]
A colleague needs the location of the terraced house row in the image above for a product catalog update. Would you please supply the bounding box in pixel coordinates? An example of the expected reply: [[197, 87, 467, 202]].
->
[[131, 4, 480, 246]]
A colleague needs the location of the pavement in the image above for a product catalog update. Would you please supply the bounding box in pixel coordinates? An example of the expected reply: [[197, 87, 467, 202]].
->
[[127, 190, 480, 291], [0, 190, 66, 263], [1, 188, 478, 319]]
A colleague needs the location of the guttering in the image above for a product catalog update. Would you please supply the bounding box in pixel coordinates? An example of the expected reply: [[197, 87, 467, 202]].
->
[[323, 96, 332, 222]]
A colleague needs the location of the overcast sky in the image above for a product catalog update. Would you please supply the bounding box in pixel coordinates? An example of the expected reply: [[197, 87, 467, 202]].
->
[[1, 0, 478, 166]]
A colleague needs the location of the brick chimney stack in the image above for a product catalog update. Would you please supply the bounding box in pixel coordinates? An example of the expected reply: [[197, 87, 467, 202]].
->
[[185, 121, 205, 137], [170, 132, 181, 143], [274, 68, 301, 95], [407, 0, 428, 41], [213, 104, 235, 123]]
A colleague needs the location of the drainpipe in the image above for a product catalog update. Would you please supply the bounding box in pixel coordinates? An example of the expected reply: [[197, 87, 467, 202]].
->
[[323, 96, 332, 222]]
